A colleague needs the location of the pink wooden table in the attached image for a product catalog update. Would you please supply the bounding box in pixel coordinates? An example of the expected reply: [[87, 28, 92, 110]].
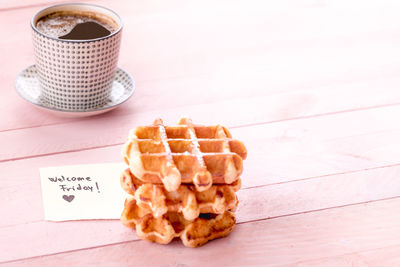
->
[[2, 0, 400, 266]]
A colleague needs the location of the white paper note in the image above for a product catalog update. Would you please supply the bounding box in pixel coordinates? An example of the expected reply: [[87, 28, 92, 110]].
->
[[39, 162, 128, 221]]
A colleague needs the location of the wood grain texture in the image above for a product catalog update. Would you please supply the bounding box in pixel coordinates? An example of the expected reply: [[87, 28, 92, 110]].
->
[[2, 103, 400, 229], [358, 246, 400, 267], [4, 197, 400, 266], [1, 163, 399, 262], [2, 0, 400, 265], [280, 245, 400, 267], [279, 246, 400, 267], [2, 103, 400, 173], [2, 0, 400, 131]]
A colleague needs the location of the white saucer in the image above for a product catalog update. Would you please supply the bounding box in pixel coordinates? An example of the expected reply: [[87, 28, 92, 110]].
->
[[15, 65, 135, 118]]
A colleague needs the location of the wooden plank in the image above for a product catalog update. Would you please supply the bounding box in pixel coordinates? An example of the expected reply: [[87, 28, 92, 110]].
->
[[4, 197, 400, 266], [2, 102, 400, 226], [278, 245, 400, 266], [232, 105, 400, 184], [2, 103, 400, 227], [359, 245, 400, 267], [2, 1, 400, 131], [1, 163, 400, 262], [2, 101, 400, 171], [283, 255, 370, 267]]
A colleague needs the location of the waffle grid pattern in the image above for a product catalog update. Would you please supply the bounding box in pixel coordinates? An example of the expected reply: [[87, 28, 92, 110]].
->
[[123, 118, 247, 192], [121, 196, 236, 247], [120, 118, 246, 247], [120, 169, 241, 221]]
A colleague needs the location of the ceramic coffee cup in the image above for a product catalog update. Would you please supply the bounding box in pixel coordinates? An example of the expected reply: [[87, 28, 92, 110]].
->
[[31, 3, 123, 111]]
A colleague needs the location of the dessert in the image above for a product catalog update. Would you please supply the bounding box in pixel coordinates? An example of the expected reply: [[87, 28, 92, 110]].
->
[[121, 197, 236, 248], [121, 168, 240, 220], [120, 118, 246, 247], [122, 118, 247, 192]]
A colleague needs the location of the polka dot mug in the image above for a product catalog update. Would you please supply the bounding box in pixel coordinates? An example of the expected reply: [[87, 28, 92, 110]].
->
[[31, 3, 123, 111]]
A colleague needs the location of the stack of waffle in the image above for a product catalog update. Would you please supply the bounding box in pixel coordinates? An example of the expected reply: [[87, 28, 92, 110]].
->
[[120, 118, 247, 247]]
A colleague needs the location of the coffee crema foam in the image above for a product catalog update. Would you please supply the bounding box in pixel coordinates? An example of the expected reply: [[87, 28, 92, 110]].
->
[[35, 11, 118, 39]]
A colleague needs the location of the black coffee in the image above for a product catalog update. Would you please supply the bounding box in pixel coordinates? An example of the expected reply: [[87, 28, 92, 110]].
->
[[36, 11, 118, 40]]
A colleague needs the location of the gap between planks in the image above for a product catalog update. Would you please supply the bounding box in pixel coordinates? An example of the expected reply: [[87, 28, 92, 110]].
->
[[1, 95, 400, 135], [3, 103, 400, 227], [3, 1, 400, 131], [0, 143, 122, 164], [242, 162, 400, 189], [2, 163, 400, 261], [3, 196, 400, 266], [2, 161, 400, 230], [2, 101, 400, 164]]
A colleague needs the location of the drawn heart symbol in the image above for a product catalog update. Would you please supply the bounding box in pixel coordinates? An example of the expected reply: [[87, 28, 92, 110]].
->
[[62, 195, 75, 202]]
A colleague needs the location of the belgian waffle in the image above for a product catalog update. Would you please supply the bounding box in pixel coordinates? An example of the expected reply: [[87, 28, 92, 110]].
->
[[121, 197, 236, 247], [123, 118, 247, 192], [120, 168, 240, 220]]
